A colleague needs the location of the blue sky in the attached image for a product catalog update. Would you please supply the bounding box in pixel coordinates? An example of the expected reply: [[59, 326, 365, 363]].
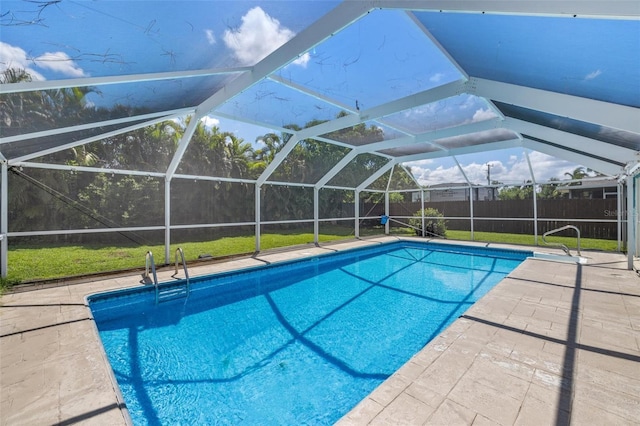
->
[[1, 1, 610, 184]]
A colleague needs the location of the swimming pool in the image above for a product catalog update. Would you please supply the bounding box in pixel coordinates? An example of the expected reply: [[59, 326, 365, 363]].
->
[[88, 241, 531, 425]]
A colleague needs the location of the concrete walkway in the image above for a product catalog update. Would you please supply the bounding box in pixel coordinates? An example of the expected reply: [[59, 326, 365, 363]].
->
[[1, 238, 638, 425]]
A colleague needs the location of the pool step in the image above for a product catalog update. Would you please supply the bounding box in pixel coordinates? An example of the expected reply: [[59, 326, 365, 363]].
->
[[157, 283, 189, 303], [145, 248, 191, 304]]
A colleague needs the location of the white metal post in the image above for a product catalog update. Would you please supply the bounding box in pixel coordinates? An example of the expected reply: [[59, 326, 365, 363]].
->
[[354, 190, 360, 239], [1, 161, 8, 278], [469, 184, 475, 241], [384, 191, 390, 234], [421, 188, 425, 238], [164, 178, 171, 264], [636, 174, 640, 256], [255, 184, 261, 252], [628, 175, 636, 270], [617, 182, 623, 252], [314, 187, 319, 244], [532, 184, 538, 246], [525, 151, 538, 245]]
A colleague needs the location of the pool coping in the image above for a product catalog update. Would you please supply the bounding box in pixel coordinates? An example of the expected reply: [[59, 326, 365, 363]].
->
[[1, 236, 639, 425]]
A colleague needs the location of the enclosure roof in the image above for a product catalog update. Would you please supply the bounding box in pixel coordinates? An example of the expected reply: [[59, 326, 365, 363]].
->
[[1, 1, 639, 186]]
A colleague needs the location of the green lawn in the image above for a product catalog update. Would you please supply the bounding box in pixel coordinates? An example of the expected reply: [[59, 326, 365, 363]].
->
[[444, 230, 619, 252], [3, 226, 620, 290], [4, 226, 388, 285]]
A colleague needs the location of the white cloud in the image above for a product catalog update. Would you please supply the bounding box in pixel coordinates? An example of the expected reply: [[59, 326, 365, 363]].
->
[[488, 157, 530, 184], [223, 7, 299, 66], [585, 69, 602, 80], [291, 52, 310, 68], [0, 42, 87, 80], [464, 161, 495, 184], [478, 151, 580, 184], [34, 51, 87, 78], [526, 151, 580, 182], [429, 73, 444, 83], [409, 159, 434, 168], [201, 116, 220, 128], [472, 108, 498, 122], [405, 150, 586, 187], [0, 41, 44, 80], [407, 160, 465, 186], [459, 95, 476, 110], [205, 29, 216, 45]]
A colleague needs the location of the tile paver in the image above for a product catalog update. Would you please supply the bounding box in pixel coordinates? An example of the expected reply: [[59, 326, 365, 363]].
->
[[1, 237, 638, 425]]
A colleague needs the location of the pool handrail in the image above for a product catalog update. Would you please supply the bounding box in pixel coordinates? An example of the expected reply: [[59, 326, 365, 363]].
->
[[542, 225, 581, 256], [144, 251, 160, 304], [173, 247, 190, 298]]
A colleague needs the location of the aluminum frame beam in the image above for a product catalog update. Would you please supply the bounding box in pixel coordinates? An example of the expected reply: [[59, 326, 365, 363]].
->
[[357, 161, 397, 191], [1, 160, 7, 278], [367, 117, 504, 153], [0, 108, 193, 145], [469, 77, 640, 134], [376, 1, 640, 19], [395, 139, 524, 164], [256, 135, 300, 186], [314, 150, 359, 189], [0, 67, 250, 95], [505, 117, 637, 165], [9, 113, 188, 165], [523, 138, 623, 176]]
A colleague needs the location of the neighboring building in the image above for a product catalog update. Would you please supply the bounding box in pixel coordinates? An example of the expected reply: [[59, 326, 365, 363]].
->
[[557, 179, 619, 199], [410, 180, 619, 202], [411, 183, 497, 202]]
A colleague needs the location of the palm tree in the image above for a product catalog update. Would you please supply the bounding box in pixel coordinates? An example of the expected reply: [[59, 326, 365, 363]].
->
[[251, 132, 284, 176], [1, 68, 49, 135], [70, 145, 100, 167], [564, 167, 591, 187], [223, 133, 252, 178]]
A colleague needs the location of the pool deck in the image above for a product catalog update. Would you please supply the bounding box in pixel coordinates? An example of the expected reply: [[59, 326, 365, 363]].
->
[[1, 237, 639, 425]]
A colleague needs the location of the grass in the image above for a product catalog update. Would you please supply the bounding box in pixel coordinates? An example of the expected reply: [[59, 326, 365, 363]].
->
[[5, 226, 388, 285], [444, 230, 619, 252], [3, 226, 620, 288]]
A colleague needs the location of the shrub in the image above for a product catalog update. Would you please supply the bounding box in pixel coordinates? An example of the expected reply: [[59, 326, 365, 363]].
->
[[408, 208, 447, 237]]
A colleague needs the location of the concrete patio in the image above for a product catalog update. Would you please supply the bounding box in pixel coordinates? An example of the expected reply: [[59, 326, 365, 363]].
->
[[1, 237, 639, 425]]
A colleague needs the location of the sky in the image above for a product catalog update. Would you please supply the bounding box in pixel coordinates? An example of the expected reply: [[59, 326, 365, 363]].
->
[[1, 1, 618, 183], [406, 150, 585, 187]]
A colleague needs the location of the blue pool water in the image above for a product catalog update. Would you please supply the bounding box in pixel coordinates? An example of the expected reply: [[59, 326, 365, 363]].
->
[[89, 241, 531, 425]]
